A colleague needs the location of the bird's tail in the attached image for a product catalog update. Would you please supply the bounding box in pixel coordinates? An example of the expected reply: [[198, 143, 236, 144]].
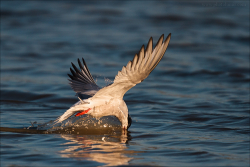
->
[[53, 102, 90, 124]]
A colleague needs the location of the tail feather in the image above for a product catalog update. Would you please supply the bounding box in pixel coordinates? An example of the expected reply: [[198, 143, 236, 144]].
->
[[54, 102, 90, 124]]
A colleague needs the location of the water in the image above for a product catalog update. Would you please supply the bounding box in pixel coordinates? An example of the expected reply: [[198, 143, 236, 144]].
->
[[1, 1, 249, 166]]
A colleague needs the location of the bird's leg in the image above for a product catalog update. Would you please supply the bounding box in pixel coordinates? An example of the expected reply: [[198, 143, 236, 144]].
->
[[75, 108, 91, 117]]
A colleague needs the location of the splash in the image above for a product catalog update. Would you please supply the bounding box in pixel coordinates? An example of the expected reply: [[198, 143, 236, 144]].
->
[[0, 115, 123, 135], [104, 77, 113, 85], [35, 115, 122, 133]]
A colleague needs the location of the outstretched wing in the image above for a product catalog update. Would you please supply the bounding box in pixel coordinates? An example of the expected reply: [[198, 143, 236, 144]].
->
[[93, 34, 171, 99], [68, 58, 100, 97]]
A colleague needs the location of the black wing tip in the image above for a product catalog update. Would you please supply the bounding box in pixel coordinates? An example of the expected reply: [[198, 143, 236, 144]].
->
[[71, 62, 77, 70], [77, 58, 84, 70], [71, 62, 77, 68], [73, 58, 86, 71], [70, 67, 75, 74], [78, 58, 86, 65], [68, 74, 74, 80], [82, 58, 87, 65], [77, 58, 81, 65]]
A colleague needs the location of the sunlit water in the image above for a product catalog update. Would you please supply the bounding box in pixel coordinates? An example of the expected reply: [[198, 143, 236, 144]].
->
[[1, 1, 249, 167]]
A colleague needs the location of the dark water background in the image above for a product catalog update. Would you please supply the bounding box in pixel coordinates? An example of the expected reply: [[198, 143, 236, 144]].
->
[[1, 1, 249, 166]]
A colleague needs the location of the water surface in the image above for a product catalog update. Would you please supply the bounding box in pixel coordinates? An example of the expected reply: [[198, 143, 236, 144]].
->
[[1, 1, 249, 166]]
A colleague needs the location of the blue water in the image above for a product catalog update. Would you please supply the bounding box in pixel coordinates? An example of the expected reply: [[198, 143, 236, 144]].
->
[[1, 1, 249, 166]]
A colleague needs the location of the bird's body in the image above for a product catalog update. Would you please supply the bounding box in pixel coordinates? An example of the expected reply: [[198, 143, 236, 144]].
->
[[54, 34, 171, 129]]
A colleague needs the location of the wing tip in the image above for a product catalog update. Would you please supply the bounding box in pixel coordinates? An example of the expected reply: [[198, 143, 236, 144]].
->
[[140, 44, 145, 51], [166, 33, 171, 41], [146, 37, 153, 53], [68, 73, 74, 80], [156, 33, 171, 45], [163, 33, 171, 46]]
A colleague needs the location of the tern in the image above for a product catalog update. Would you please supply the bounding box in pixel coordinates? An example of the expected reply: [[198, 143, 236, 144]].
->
[[54, 34, 171, 129]]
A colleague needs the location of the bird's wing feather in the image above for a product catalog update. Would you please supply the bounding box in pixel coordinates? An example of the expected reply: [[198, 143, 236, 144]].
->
[[68, 58, 100, 96], [54, 34, 171, 124], [93, 33, 171, 99]]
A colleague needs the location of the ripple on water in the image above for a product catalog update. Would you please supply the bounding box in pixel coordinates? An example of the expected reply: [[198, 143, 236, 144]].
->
[[1, 1, 249, 166]]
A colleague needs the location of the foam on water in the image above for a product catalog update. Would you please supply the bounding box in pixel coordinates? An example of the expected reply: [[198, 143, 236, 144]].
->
[[36, 115, 122, 132]]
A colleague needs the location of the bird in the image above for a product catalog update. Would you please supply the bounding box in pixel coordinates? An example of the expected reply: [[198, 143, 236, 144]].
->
[[54, 33, 171, 130]]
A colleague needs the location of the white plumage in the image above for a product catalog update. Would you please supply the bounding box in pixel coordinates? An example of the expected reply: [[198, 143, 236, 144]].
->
[[54, 34, 171, 129]]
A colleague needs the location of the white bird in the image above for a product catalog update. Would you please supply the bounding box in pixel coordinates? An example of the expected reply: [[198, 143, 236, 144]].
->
[[54, 34, 171, 129]]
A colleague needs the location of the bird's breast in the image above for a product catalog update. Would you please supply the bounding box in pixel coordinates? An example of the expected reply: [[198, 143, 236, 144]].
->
[[90, 98, 122, 118]]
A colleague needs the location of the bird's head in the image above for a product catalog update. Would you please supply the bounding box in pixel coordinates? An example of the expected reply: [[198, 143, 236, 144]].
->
[[117, 101, 132, 130], [119, 114, 132, 130]]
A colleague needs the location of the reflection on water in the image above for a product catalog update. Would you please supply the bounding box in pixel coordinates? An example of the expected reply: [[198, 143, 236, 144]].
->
[[1, 1, 249, 166], [0, 126, 134, 166], [59, 131, 132, 166]]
